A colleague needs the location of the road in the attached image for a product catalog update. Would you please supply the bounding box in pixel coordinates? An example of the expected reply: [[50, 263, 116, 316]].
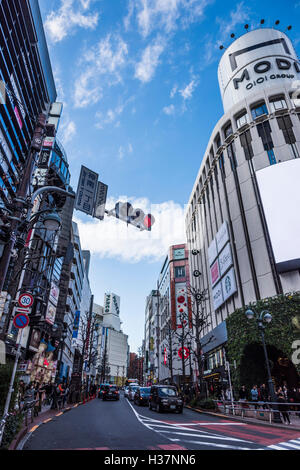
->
[[21, 393, 300, 451]]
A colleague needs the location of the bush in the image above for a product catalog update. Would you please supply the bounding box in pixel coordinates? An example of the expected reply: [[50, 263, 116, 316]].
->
[[0, 412, 24, 449], [197, 398, 216, 410]]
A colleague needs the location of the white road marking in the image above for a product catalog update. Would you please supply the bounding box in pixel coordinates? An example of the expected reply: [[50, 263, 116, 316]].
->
[[158, 430, 251, 443]]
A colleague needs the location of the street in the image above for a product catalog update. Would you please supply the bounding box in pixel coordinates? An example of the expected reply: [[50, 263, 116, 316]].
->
[[20, 393, 300, 451]]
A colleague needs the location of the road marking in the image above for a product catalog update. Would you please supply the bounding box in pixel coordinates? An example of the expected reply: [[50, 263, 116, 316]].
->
[[29, 425, 39, 433], [43, 418, 52, 423], [178, 439, 256, 450], [158, 430, 252, 443]]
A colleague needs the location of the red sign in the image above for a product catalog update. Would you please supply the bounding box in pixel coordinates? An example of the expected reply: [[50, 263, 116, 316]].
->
[[18, 293, 34, 308], [178, 347, 190, 360], [210, 260, 220, 285], [164, 347, 168, 365]]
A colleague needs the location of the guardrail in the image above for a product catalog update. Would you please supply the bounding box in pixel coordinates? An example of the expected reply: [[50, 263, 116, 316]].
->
[[214, 400, 300, 424]]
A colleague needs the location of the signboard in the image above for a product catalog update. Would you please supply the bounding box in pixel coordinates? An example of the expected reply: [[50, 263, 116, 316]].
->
[[45, 301, 56, 325], [216, 222, 229, 253], [75, 166, 99, 216], [49, 282, 59, 307], [104, 293, 120, 316], [218, 28, 300, 112], [178, 347, 190, 360], [93, 181, 108, 221], [212, 282, 224, 310], [221, 267, 237, 302], [218, 243, 233, 277], [173, 248, 185, 260], [208, 239, 218, 266], [210, 259, 220, 286], [175, 283, 188, 326]]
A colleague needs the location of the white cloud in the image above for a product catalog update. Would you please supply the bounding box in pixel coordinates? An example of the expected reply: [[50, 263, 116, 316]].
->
[[179, 79, 197, 100], [170, 85, 178, 98], [128, 0, 212, 38], [95, 104, 125, 129], [74, 196, 186, 263], [61, 120, 77, 144], [74, 34, 128, 108], [45, 0, 99, 43], [118, 143, 133, 160], [163, 104, 175, 115], [135, 36, 166, 82], [216, 2, 251, 42]]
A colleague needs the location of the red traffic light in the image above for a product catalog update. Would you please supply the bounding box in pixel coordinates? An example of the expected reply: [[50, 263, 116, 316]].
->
[[143, 214, 155, 231]]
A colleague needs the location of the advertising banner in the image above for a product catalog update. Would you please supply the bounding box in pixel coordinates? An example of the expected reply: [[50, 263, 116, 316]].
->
[[45, 301, 56, 325], [175, 283, 188, 326], [208, 239, 218, 266], [212, 282, 224, 310], [210, 259, 221, 286], [49, 281, 59, 306], [93, 181, 108, 220], [218, 242, 233, 277], [216, 221, 229, 254], [104, 293, 120, 316]]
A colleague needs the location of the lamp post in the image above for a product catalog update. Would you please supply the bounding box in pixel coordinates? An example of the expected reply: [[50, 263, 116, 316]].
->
[[55, 325, 68, 384], [245, 309, 282, 423]]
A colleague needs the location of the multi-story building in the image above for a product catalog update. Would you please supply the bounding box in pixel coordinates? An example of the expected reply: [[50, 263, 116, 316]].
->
[[144, 244, 192, 386], [185, 27, 300, 391]]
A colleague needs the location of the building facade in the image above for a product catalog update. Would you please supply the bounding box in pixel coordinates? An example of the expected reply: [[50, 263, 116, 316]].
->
[[185, 27, 300, 391]]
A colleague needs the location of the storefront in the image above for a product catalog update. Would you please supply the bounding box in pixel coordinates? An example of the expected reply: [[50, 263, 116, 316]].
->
[[202, 321, 228, 396]]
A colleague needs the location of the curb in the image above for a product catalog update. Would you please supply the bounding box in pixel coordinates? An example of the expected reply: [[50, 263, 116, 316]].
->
[[185, 405, 300, 431], [10, 396, 97, 450]]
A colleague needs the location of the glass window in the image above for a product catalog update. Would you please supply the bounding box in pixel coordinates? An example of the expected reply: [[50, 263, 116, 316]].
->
[[251, 103, 268, 120], [267, 149, 276, 165], [269, 98, 287, 112], [175, 266, 186, 278], [236, 112, 248, 128], [158, 387, 178, 397], [224, 123, 233, 139]]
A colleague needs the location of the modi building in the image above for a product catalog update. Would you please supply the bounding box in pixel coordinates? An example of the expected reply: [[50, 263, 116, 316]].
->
[[185, 27, 300, 393]]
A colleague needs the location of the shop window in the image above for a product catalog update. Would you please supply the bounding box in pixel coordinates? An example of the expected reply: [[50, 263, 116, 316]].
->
[[251, 102, 268, 120]]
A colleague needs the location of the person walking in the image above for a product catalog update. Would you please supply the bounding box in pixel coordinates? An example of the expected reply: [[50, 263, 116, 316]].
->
[[277, 391, 290, 424], [62, 383, 70, 408]]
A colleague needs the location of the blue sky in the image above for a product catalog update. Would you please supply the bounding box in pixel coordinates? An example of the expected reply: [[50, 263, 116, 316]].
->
[[39, 0, 300, 352]]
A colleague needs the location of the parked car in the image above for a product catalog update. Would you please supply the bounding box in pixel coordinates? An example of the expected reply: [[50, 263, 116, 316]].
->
[[134, 387, 151, 406], [98, 383, 110, 399], [102, 384, 120, 401], [149, 385, 183, 413], [128, 384, 140, 401]]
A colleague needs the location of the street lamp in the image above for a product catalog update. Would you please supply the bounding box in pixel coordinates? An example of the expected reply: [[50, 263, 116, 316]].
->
[[41, 211, 61, 231], [245, 308, 281, 423]]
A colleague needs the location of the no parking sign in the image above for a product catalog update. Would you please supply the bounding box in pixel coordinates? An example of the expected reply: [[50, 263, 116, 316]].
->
[[13, 313, 29, 329]]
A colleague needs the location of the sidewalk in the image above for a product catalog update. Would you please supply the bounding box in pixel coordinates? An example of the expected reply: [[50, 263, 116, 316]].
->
[[9, 395, 97, 450], [185, 405, 300, 431]]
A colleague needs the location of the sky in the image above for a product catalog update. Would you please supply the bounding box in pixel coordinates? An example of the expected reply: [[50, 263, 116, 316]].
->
[[38, 0, 300, 353]]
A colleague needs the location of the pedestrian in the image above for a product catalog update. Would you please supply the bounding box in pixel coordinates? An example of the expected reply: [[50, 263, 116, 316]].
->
[[277, 392, 290, 424], [17, 380, 26, 410], [258, 383, 269, 409], [238, 385, 248, 401], [62, 383, 69, 408]]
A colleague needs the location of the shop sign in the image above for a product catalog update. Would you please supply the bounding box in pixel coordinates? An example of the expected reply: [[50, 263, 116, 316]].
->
[[212, 282, 224, 310], [208, 239, 218, 266], [75, 165, 99, 216], [210, 259, 220, 286], [221, 267, 237, 302], [216, 221, 229, 253], [45, 301, 56, 325], [218, 243, 233, 277]]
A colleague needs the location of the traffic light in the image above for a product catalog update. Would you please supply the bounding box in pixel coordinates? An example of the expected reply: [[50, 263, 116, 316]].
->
[[112, 202, 155, 231]]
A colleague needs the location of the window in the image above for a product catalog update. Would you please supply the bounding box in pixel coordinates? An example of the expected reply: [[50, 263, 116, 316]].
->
[[224, 123, 233, 139], [236, 112, 248, 129], [175, 266, 186, 278], [267, 149, 276, 165], [251, 102, 268, 120], [269, 97, 287, 112]]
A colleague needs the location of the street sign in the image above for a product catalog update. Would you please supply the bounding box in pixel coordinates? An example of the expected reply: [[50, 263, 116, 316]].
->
[[13, 313, 29, 329], [75, 166, 99, 216], [93, 181, 108, 220], [18, 293, 34, 308]]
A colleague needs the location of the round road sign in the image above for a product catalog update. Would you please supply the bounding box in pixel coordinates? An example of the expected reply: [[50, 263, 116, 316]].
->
[[13, 313, 29, 329], [178, 347, 190, 360], [18, 293, 34, 308]]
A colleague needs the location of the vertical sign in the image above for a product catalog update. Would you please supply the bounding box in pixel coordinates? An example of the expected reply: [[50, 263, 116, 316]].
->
[[75, 166, 99, 216], [93, 181, 108, 220]]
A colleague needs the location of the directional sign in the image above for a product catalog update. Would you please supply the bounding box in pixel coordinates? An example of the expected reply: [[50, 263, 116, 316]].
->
[[18, 293, 34, 308], [13, 313, 29, 329]]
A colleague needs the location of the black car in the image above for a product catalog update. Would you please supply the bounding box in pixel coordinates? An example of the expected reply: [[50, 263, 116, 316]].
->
[[102, 385, 120, 401], [134, 387, 151, 406], [149, 385, 183, 413]]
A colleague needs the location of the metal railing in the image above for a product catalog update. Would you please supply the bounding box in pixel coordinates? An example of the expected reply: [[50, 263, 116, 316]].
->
[[214, 400, 300, 424]]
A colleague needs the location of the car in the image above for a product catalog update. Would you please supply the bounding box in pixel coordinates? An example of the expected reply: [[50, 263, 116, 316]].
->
[[102, 384, 120, 401], [128, 384, 140, 401], [148, 385, 183, 413], [98, 383, 110, 399], [124, 386, 130, 398], [134, 387, 151, 406]]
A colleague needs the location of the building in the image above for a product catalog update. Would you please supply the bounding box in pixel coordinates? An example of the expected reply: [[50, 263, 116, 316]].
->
[[185, 27, 300, 391], [144, 244, 192, 386], [97, 293, 128, 385]]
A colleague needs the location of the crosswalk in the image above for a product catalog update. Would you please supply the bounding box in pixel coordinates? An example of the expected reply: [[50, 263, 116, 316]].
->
[[267, 438, 300, 450], [126, 401, 266, 450]]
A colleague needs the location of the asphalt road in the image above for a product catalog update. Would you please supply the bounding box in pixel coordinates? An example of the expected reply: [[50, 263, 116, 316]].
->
[[21, 393, 300, 451]]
